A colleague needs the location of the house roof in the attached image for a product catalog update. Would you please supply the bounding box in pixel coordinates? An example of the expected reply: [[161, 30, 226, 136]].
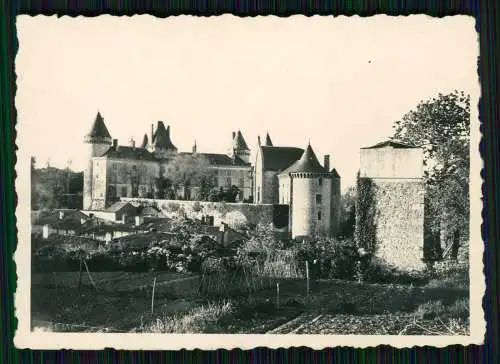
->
[[179, 152, 251, 166], [264, 133, 273, 146], [105, 201, 137, 213], [101, 145, 157, 161], [282, 144, 326, 174], [35, 210, 89, 226], [232, 130, 250, 151], [361, 140, 419, 149], [331, 168, 340, 178], [86, 112, 112, 140], [260, 146, 304, 171], [153, 121, 177, 151]]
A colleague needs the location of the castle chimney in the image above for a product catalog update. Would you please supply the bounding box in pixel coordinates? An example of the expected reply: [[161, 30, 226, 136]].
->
[[113, 139, 118, 148], [324, 155, 330, 172], [129, 137, 136, 150], [151, 123, 154, 143], [232, 131, 236, 140], [257, 136, 261, 146], [192, 140, 197, 153]]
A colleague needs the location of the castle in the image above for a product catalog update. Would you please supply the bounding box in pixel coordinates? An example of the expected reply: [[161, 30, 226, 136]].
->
[[83, 112, 342, 238], [83, 111, 426, 263]]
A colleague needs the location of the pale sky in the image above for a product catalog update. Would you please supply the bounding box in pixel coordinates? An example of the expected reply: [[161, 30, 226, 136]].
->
[[16, 15, 479, 189]]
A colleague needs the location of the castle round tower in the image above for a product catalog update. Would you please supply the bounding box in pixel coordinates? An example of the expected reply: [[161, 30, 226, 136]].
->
[[280, 144, 333, 239], [83, 112, 112, 210]]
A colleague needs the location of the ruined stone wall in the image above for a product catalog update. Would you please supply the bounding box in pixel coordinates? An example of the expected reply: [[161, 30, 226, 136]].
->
[[357, 178, 425, 271], [122, 198, 275, 228]]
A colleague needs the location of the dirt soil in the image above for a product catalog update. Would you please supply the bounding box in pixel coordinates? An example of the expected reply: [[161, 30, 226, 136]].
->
[[31, 273, 469, 334]]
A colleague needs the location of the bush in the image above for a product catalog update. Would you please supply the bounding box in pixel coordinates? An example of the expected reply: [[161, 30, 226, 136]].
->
[[223, 210, 248, 231], [192, 201, 203, 213], [291, 237, 359, 280]]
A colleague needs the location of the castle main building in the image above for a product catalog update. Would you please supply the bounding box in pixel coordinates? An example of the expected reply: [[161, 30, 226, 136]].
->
[[83, 112, 253, 210], [83, 112, 342, 238]]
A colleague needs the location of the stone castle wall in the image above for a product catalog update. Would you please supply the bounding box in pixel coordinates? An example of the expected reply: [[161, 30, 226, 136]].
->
[[122, 198, 276, 229], [357, 179, 425, 271]]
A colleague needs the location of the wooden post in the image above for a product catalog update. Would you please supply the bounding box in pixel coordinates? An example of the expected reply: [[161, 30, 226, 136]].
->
[[83, 259, 97, 290], [78, 259, 83, 290], [276, 283, 280, 310], [151, 275, 157, 315], [305, 261, 310, 298]]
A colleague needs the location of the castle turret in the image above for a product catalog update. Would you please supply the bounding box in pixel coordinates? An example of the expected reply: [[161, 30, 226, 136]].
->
[[83, 111, 112, 210], [264, 132, 273, 146], [231, 130, 250, 163], [152, 121, 177, 160], [280, 143, 333, 239]]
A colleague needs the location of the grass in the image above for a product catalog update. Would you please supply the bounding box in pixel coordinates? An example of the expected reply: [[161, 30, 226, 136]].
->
[[31, 258, 470, 334], [142, 300, 234, 333]]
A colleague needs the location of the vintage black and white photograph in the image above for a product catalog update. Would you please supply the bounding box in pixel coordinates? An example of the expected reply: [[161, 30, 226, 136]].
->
[[14, 15, 482, 349]]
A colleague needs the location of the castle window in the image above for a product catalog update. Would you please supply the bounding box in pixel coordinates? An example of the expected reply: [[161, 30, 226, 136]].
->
[[315, 194, 322, 205], [121, 186, 127, 197], [239, 178, 245, 188], [319, 178, 323, 186], [318, 211, 322, 221], [225, 177, 231, 187]]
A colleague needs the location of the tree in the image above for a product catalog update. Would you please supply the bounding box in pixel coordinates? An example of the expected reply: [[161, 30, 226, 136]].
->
[[338, 186, 356, 238], [392, 91, 470, 253], [168, 154, 214, 200], [154, 175, 173, 199]]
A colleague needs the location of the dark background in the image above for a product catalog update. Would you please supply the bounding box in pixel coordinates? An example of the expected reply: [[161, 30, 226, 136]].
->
[[1, 0, 499, 363]]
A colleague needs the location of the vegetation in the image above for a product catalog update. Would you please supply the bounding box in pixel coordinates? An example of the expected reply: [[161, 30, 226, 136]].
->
[[392, 90, 470, 258], [354, 174, 377, 253], [168, 154, 215, 200], [31, 157, 83, 210]]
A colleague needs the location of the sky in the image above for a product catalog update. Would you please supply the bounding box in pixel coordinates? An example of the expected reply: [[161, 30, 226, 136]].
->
[[16, 14, 479, 190]]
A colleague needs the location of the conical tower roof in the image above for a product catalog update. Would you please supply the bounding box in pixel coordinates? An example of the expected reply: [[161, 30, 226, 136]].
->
[[232, 130, 250, 151], [141, 133, 149, 149], [86, 112, 112, 140], [283, 143, 326, 174], [153, 121, 177, 150], [264, 133, 273, 146]]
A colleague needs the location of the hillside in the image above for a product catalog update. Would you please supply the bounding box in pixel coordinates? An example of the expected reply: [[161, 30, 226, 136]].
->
[[31, 166, 83, 210]]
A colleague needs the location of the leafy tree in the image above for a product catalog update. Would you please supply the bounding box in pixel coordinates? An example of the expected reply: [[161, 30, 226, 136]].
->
[[338, 186, 356, 238], [224, 185, 240, 203], [154, 175, 173, 199], [168, 154, 214, 200], [392, 90, 470, 252]]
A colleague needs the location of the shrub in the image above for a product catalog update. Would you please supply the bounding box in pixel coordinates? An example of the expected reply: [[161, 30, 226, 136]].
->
[[223, 210, 248, 231], [192, 201, 203, 213], [291, 237, 359, 280], [166, 202, 181, 213]]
